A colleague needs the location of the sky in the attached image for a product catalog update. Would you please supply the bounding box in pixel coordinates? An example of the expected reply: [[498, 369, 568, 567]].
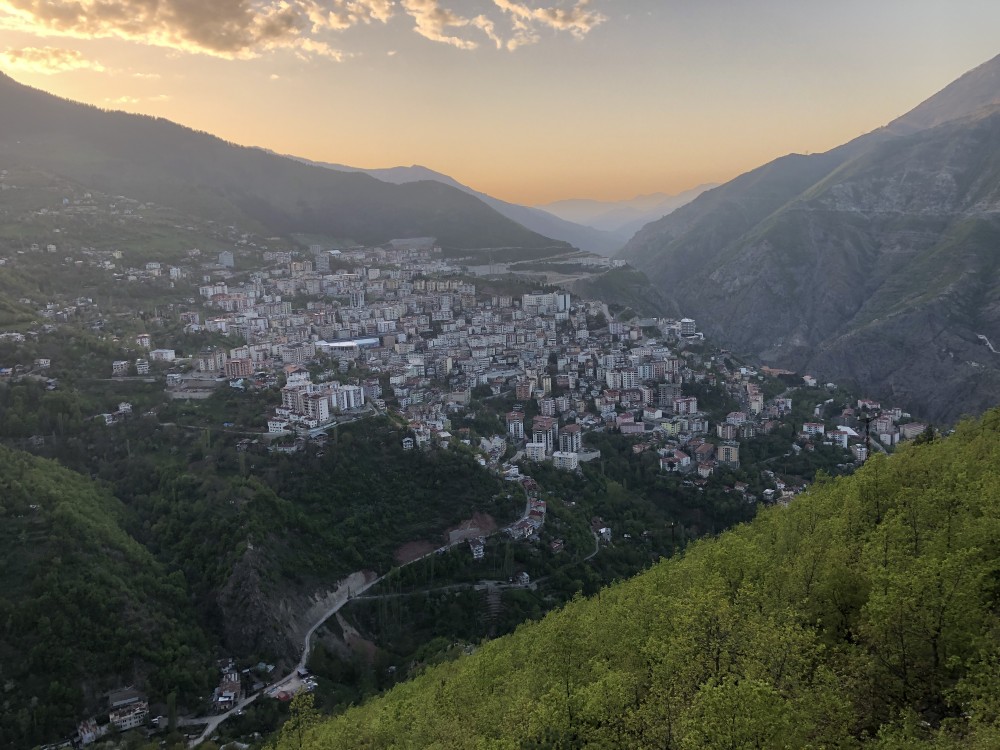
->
[[1, 1, 999, 206]]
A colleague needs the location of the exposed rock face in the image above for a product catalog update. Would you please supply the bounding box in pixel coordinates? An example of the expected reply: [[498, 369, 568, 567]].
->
[[216, 547, 299, 662], [621, 55, 1000, 422]]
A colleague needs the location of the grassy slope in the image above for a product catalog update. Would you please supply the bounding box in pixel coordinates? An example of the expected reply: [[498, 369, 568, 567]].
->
[[281, 411, 1000, 749]]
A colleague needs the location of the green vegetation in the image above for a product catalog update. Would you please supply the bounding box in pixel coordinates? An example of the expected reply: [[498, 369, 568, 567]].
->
[[275, 409, 1000, 749], [0, 445, 213, 748], [572, 266, 671, 319]]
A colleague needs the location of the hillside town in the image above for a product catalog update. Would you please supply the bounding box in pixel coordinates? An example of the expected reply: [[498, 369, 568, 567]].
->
[[1, 218, 932, 490]]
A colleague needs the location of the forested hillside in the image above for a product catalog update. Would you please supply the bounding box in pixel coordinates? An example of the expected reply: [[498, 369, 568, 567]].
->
[[277, 409, 1000, 749], [0, 446, 213, 748]]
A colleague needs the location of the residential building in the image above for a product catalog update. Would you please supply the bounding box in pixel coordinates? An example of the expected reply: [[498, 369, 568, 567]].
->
[[802, 422, 826, 437], [718, 441, 740, 467], [506, 412, 524, 440], [559, 423, 582, 453], [525, 442, 547, 462], [110, 702, 149, 731], [552, 451, 579, 470], [224, 358, 254, 379]]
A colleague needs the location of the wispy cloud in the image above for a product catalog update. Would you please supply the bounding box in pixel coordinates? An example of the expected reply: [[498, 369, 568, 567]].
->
[[0, 0, 607, 60], [0, 45, 105, 74], [104, 93, 171, 106], [400, 0, 479, 50], [493, 0, 605, 41]]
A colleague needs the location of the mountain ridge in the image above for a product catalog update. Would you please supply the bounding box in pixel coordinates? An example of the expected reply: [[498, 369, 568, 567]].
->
[[619, 52, 1000, 421], [0, 72, 567, 252], [291, 157, 626, 255]]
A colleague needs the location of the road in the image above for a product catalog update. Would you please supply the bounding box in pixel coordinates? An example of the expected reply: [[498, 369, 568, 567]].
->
[[185, 540, 475, 746], [184, 572, 367, 745], [185, 472, 570, 746]]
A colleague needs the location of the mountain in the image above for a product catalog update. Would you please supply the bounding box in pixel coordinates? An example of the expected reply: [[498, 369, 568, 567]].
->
[[620, 53, 1000, 422], [0, 72, 567, 252], [539, 184, 717, 239], [298, 159, 624, 255], [275, 410, 1000, 749], [886, 52, 1000, 134]]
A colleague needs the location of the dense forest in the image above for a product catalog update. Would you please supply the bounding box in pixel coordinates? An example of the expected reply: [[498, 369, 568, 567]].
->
[[0, 446, 213, 748], [0, 397, 516, 747], [273, 409, 1000, 749]]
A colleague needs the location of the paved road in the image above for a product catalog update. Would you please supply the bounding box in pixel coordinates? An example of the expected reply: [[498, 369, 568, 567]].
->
[[185, 541, 472, 746], [185, 572, 374, 746], [977, 333, 998, 354], [185, 473, 555, 746]]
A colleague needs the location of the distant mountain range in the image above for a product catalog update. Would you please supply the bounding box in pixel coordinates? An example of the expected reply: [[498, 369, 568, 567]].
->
[[296, 159, 627, 256], [620, 52, 1000, 422], [0, 72, 566, 253], [539, 185, 717, 239]]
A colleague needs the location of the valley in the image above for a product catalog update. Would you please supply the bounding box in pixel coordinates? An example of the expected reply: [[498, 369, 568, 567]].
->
[[1, 38, 1000, 750]]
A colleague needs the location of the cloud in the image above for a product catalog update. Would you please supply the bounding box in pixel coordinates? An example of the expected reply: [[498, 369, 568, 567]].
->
[[0, 0, 356, 60], [0, 0, 607, 60], [398, 0, 605, 52], [0, 45, 105, 74], [400, 0, 479, 50], [493, 0, 606, 41], [104, 93, 171, 106]]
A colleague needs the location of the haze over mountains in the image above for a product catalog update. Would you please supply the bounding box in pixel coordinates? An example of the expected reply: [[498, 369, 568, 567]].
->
[[620, 52, 1000, 422], [299, 159, 628, 256], [0, 72, 566, 253], [540, 185, 718, 239]]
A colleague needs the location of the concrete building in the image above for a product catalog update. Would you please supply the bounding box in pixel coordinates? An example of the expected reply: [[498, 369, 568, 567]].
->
[[718, 441, 740, 467], [525, 442, 547, 462], [552, 451, 579, 470]]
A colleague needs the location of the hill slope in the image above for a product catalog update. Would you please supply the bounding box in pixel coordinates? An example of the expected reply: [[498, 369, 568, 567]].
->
[[620, 53, 1000, 422], [308, 160, 625, 255], [279, 410, 1000, 749], [0, 73, 566, 252], [0, 445, 212, 748]]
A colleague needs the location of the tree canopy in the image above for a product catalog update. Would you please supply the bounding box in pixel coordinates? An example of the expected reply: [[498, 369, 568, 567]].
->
[[276, 408, 1000, 749]]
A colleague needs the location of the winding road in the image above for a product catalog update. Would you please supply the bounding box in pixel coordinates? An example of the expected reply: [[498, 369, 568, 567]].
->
[[185, 475, 595, 746], [184, 536, 496, 746]]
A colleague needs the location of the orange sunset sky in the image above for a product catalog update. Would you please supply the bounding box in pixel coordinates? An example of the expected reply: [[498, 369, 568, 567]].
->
[[1, 0, 998, 205]]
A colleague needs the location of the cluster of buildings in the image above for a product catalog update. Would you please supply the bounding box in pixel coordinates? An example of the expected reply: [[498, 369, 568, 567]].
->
[[268, 364, 367, 432], [506, 478, 547, 540], [74, 688, 149, 746], [801, 398, 928, 463]]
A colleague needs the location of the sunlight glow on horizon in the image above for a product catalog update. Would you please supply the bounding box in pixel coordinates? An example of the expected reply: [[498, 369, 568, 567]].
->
[[1, 0, 999, 205]]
